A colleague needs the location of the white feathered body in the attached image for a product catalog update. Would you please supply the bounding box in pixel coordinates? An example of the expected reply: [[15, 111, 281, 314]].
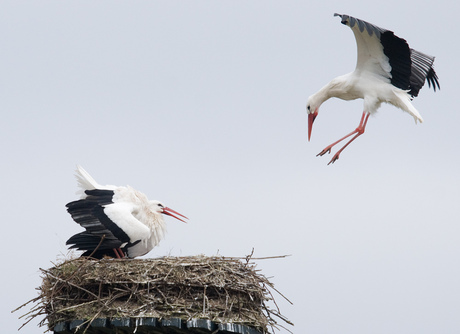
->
[[309, 71, 423, 123]]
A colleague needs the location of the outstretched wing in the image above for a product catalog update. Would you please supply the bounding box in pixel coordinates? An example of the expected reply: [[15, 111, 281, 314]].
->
[[335, 13, 439, 97]]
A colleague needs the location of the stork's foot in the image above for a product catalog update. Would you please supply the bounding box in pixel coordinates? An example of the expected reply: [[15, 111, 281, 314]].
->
[[327, 152, 341, 165], [316, 146, 332, 157]]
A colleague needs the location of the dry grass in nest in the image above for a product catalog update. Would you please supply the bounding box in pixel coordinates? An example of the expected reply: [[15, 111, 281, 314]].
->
[[14, 254, 292, 333]]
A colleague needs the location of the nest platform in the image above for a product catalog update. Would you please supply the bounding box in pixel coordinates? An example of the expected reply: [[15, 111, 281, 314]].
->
[[18, 255, 292, 333]]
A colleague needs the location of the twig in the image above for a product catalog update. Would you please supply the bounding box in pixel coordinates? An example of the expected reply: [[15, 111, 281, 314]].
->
[[11, 296, 41, 313], [86, 235, 106, 259]]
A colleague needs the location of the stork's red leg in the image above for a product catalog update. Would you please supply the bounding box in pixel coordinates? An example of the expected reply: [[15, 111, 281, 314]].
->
[[118, 248, 126, 258], [327, 112, 370, 164], [316, 112, 370, 164], [113, 248, 125, 258]]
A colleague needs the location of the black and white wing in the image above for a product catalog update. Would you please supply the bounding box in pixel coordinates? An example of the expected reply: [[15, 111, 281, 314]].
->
[[66, 189, 146, 258], [335, 13, 439, 97]]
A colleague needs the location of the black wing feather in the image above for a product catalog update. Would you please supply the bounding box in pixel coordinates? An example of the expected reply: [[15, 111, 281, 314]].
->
[[409, 49, 440, 96], [380, 31, 412, 91]]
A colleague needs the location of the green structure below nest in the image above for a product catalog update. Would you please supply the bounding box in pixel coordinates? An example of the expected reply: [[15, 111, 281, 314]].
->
[[53, 317, 263, 333]]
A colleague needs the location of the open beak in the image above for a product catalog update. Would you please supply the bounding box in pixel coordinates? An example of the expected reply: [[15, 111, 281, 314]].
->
[[163, 207, 188, 223], [308, 110, 318, 141]]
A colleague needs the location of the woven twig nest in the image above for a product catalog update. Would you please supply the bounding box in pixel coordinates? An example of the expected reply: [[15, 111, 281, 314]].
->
[[16, 255, 292, 333]]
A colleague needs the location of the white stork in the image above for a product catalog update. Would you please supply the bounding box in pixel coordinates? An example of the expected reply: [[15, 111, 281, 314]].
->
[[66, 166, 188, 259], [307, 13, 439, 164]]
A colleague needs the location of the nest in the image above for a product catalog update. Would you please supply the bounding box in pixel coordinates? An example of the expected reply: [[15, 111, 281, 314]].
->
[[15, 254, 292, 333]]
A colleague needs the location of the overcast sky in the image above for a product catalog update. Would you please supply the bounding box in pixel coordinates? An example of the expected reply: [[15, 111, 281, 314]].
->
[[3, 1, 459, 333]]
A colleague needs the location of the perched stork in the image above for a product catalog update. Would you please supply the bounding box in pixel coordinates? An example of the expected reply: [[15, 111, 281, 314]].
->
[[306, 13, 439, 164], [66, 166, 188, 259]]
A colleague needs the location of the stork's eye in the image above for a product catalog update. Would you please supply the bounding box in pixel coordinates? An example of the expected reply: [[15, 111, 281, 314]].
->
[[307, 105, 310, 111], [158, 203, 164, 208]]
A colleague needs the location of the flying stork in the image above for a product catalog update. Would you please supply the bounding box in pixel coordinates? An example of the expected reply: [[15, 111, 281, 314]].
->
[[306, 13, 439, 164], [66, 166, 188, 259]]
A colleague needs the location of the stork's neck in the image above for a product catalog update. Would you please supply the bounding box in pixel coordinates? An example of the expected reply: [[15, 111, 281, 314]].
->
[[311, 84, 333, 106], [310, 74, 353, 106]]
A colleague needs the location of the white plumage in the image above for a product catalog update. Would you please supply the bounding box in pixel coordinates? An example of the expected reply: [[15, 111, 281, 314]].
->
[[307, 13, 439, 164], [66, 165, 188, 259]]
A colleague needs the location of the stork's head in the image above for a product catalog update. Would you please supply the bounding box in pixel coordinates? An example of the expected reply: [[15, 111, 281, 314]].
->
[[150, 200, 188, 223], [306, 96, 320, 141]]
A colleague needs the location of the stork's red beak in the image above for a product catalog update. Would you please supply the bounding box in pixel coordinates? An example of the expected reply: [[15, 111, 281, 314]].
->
[[308, 110, 318, 141], [163, 207, 188, 223]]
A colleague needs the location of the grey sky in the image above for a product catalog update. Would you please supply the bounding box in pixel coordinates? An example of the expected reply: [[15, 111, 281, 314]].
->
[[3, 1, 459, 333]]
